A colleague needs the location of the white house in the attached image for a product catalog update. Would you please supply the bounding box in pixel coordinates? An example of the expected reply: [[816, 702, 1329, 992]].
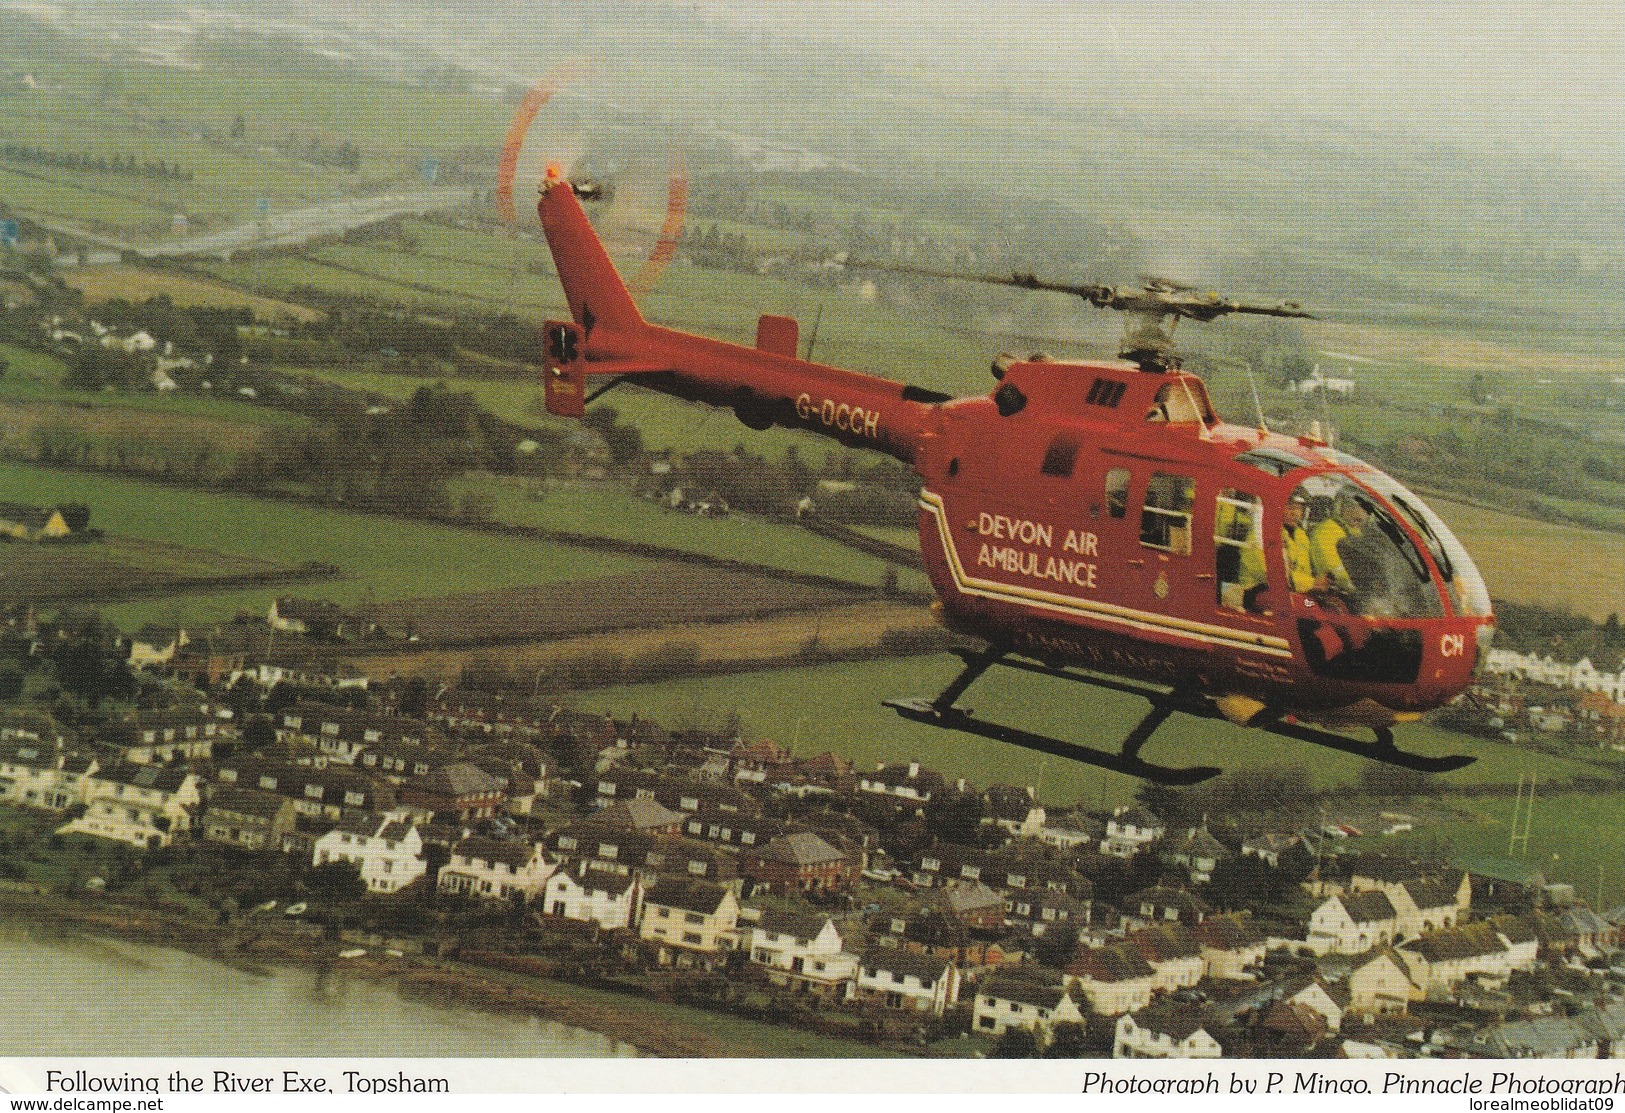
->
[[58, 763, 200, 849], [746, 911, 856, 998], [1114, 1006, 1224, 1058], [1397, 921, 1528, 998], [437, 836, 554, 903], [540, 866, 642, 930], [853, 946, 961, 1016], [1100, 805, 1164, 858], [312, 813, 426, 894], [1484, 650, 1625, 702], [1307, 891, 1400, 955], [973, 976, 1085, 1045], [0, 736, 91, 812]]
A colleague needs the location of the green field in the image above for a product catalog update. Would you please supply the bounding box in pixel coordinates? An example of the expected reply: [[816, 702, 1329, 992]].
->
[[0, 462, 650, 627], [445, 476, 928, 592], [574, 655, 1610, 801], [1437, 788, 1625, 910]]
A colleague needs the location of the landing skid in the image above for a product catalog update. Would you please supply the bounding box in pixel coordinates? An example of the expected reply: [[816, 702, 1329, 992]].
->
[[885, 697, 1223, 786], [882, 646, 1474, 785]]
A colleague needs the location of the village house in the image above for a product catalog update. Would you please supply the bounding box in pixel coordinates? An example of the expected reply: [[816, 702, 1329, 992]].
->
[[540, 866, 643, 930], [126, 625, 187, 670], [59, 763, 200, 849], [110, 706, 232, 764], [463, 743, 551, 814], [232, 659, 369, 692], [1489, 914, 1543, 970], [681, 806, 788, 851], [1114, 1003, 1224, 1059], [1485, 648, 1625, 703], [1194, 915, 1269, 981], [312, 813, 426, 894], [1471, 1015, 1600, 1059], [593, 769, 759, 817], [983, 784, 1045, 839], [397, 761, 507, 823], [1396, 921, 1526, 998], [852, 947, 961, 1016], [200, 787, 298, 852], [855, 761, 948, 810], [547, 824, 738, 887], [1065, 944, 1157, 1017], [156, 627, 252, 687], [1345, 949, 1417, 1019], [1163, 826, 1231, 884], [639, 878, 741, 966], [1127, 924, 1206, 993], [972, 975, 1085, 1045], [1100, 805, 1165, 858], [907, 843, 1089, 899], [437, 836, 553, 903], [0, 735, 92, 812], [1005, 888, 1089, 940], [1282, 977, 1344, 1034], [942, 880, 1008, 932], [1122, 886, 1211, 930], [741, 831, 857, 894], [213, 757, 392, 821], [278, 702, 438, 765], [428, 689, 562, 741], [268, 597, 347, 639], [1240, 831, 1304, 867], [356, 740, 442, 782], [1037, 811, 1102, 851], [1346, 858, 1472, 931], [1307, 890, 1400, 954], [591, 796, 687, 836], [1254, 997, 1333, 1054], [746, 911, 856, 999], [728, 738, 793, 784]]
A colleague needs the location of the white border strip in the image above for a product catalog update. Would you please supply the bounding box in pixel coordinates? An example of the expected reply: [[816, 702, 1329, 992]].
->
[[919, 490, 1293, 659]]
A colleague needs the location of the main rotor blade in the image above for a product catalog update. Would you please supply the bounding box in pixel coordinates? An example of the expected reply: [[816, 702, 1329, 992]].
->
[[838, 257, 1312, 322]]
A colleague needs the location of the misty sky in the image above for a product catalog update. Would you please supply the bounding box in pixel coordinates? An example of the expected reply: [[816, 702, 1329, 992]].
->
[[696, 1, 1624, 168]]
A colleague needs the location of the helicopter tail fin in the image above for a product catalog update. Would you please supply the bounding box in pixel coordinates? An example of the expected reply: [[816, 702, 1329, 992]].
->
[[538, 169, 657, 418], [538, 169, 646, 338]]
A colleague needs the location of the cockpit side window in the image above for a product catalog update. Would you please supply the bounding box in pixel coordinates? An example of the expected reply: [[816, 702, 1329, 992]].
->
[[1291, 475, 1443, 619]]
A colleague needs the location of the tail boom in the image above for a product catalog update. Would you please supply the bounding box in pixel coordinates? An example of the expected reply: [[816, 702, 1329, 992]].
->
[[538, 175, 942, 464]]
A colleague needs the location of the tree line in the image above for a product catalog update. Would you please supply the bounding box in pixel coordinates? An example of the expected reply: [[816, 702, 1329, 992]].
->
[[0, 144, 191, 181]]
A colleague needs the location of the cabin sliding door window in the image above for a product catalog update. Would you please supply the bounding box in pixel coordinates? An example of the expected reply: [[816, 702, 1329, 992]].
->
[[1140, 473, 1194, 555], [1214, 489, 1267, 612]]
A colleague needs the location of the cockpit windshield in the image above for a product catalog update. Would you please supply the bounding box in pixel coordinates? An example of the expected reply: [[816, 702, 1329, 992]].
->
[[1289, 474, 1444, 619], [1357, 473, 1493, 618]]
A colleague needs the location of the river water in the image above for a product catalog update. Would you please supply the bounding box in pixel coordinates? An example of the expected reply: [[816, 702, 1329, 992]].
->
[[0, 923, 637, 1057]]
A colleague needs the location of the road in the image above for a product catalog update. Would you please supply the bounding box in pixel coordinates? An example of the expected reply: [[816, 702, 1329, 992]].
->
[[136, 187, 475, 259]]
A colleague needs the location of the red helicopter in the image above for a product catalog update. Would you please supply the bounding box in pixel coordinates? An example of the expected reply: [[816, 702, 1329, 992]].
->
[[532, 165, 1495, 784]]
